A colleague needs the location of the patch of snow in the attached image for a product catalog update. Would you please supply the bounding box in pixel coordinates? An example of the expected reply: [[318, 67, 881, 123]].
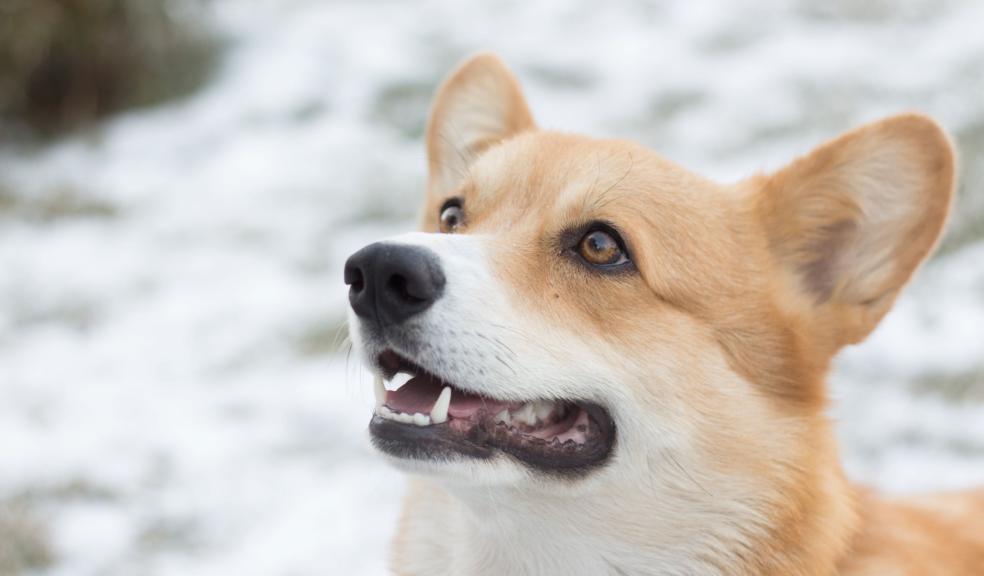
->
[[1, 1, 983, 574]]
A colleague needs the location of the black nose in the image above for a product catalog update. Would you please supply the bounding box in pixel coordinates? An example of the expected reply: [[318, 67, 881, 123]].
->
[[344, 243, 446, 326]]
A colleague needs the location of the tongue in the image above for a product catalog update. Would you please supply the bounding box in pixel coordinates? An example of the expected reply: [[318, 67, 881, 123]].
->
[[384, 374, 518, 418], [446, 393, 515, 418]]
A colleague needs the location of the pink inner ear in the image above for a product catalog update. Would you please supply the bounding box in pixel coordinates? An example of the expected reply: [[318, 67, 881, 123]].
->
[[426, 54, 536, 199], [760, 115, 954, 348], [799, 218, 857, 303]]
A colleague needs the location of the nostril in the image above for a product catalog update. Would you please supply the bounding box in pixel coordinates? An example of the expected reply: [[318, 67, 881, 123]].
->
[[345, 265, 365, 293], [386, 274, 426, 304]]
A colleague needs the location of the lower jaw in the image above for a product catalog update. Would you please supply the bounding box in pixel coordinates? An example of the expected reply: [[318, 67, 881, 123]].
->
[[368, 406, 615, 475]]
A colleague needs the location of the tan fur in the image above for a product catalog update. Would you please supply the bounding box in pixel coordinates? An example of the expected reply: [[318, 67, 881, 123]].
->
[[387, 53, 983, 575]]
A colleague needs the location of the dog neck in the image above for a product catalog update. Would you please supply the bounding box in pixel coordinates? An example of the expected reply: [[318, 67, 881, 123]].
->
[[392, 429, 859, 575]]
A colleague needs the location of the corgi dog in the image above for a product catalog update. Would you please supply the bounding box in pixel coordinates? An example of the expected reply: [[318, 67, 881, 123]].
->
[[344, 53, 984, 575]]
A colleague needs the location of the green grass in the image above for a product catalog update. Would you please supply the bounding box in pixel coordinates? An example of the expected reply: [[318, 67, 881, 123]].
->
[[0, 0, 219, 139], [0, 498, 53, 576], [372, 79, 435, 140], [911, 366, 984, 403], [0, 184, 118, 223], [136, 517, 201, 555], [0, 480, 123, 575]]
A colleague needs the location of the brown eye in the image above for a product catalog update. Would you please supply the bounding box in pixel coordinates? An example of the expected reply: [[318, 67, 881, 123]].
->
[[578, 229, 628, 267], [439, 200, 464, 233]]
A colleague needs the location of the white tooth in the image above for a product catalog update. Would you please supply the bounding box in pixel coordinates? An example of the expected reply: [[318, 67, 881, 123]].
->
[[384, 410, 399, 421], [523, 404, 538, 425], [387, 372, 413, 391], [430, 386, 451, 424], [396, 412, 413, 424], [495, 410, 512, 425], [374, 375, 386, 408], [534, 401, 553, 421], [513, 403, 536, 426], [413, 413, 431, 426]]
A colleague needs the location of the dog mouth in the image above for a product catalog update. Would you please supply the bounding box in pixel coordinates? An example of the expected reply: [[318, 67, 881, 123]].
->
[[368, 350, 615, 474]]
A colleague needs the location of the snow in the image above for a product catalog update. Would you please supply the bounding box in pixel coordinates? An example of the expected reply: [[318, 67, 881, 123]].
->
[[1, 1, 983, 574]]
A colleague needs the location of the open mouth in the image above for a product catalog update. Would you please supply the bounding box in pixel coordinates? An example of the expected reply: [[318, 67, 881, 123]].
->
[[369, 350, 615, 474]]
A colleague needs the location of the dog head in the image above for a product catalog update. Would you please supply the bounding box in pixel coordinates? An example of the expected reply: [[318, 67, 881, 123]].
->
[[345, 54, 954, 496]]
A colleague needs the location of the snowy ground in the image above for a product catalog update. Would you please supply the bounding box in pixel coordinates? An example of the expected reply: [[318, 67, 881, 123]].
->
[[1, 1, 983, 574]]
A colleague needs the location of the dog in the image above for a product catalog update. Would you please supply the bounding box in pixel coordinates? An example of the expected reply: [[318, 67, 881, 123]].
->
[[344, 53, 984, 575]]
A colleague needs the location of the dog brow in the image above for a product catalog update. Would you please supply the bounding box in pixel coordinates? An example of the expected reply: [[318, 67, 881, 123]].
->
[[579, 149, 635, 216]]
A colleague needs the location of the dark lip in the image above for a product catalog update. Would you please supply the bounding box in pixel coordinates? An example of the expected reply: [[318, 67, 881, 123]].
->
[[369, 407, 616, 476], [368, 350, 617, 476]]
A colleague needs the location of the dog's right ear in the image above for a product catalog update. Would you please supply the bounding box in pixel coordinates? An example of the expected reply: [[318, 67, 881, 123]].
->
[[425, 53, 536, 200]]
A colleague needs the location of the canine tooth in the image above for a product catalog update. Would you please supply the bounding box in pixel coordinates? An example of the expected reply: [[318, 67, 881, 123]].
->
[[374, 375, 386, 408], [534, 401, 553, 421], [513, 403, 536, 426], [495, 410, 512, 425], [388, 372, 413, 391], [413, 413, 431, 426], [430, 386, 451, 424], [378, 405, 394, 418]]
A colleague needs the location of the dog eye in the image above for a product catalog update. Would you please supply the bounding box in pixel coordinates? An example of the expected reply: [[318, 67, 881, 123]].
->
[[577, 229, 629, 267], [439, 199, 464, 233]]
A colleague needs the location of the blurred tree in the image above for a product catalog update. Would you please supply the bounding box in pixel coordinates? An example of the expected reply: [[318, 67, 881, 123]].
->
[[0, 0, 218, 139]]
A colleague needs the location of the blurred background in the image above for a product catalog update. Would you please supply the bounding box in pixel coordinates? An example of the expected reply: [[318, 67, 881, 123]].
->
[[1, 0, 983, 574]]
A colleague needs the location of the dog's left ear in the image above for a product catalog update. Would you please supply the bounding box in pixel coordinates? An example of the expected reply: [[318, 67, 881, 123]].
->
[[758, 114, 955, 349], [425, 53, 536, 199]]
